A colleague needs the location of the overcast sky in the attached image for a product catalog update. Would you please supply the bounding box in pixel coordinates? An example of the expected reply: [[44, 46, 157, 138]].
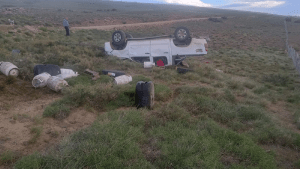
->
[[113, 0, 299, 16]]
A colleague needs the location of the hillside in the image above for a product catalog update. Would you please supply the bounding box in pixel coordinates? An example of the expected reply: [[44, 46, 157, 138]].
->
[[0, 0, 300, 168]]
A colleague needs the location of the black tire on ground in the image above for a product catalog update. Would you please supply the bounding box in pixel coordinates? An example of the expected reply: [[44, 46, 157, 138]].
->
[[147, 81, 155, 109], [126, 33, 133, 38], [174, 27, 190, 42], [112, 30, 126, 45], [135, 81, 154, 109]]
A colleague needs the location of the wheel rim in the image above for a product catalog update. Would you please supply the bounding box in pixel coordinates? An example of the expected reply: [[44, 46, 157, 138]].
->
[[114, 33, 122, 42], [177, 29, 187, 39]]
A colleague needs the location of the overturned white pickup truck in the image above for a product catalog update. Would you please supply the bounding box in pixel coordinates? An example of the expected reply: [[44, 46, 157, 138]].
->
[[104, 27, 208, 66]]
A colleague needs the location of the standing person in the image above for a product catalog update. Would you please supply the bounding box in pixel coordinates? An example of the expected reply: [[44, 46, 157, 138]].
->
[[63, 18, 70, 36]]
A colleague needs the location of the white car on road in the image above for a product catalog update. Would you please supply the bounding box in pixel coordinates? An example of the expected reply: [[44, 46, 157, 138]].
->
[[105, 27, 208, 66]]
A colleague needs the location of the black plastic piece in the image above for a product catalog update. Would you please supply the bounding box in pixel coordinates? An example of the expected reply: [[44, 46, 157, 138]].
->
[[102, 70, 125, 77], [177, 67, 190, 74], [33, 64, 61, 76]]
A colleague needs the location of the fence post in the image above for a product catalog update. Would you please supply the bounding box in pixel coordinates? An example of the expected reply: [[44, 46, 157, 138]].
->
[[284, 20, 300, 76]]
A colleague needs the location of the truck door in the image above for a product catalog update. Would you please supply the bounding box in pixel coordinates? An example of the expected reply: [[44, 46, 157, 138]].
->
[[150, 39, 171, 66], [128, 41, 151, 63]]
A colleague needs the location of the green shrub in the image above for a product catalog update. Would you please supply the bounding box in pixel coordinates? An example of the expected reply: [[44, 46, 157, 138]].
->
[[174, 86, 214, 97], [243, 81, 256, 89], [287, 93, 300, 104], [154, 103, 190, 123], [253, 86, 268, 94], [0, 151, 20, 166], [39, 27, 47, 32], [237, 106, 265, 121], [43, 99, 71, 119], [213, 82, 225, 88], [262, 74, 290, 86], [150, 120, 276, 169], [227, 80, 243, 90], [294, 111, 300, 129], [223, 89, 236, 103]]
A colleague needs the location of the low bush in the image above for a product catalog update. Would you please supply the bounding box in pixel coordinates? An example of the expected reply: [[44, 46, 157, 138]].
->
[[0, 151, 20, 166], [15, 110, 152, 169], [262, 74, 290, 86]]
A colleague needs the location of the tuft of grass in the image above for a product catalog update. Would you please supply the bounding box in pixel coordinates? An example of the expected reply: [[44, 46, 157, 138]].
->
[[294, 111, 300, 129], [0, 151, 20, 166], [150, 119, 276, 169], [33, 116, 44, 125], [286, 93, 300, 104], [5, 76, 17, 85], [43, 99, 71, 119], [227, 80, 243, 90], [38, 27, 47, 32], [154, 84, 172, 102], [253, 86, 268, 94], [243, 81, 256, 89], [28, 126, 43, 144], [262, 74, 290, 86], [223, 89, 236, 103], [0, 83, 5, 91], [237, 106, 265, 122]]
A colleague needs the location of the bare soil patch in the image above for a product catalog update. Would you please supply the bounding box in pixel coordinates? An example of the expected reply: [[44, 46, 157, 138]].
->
[[0, 75, 97, 158]]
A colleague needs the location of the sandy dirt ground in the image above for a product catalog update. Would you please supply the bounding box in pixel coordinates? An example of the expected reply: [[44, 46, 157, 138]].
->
[[0, 75, 98, 159]]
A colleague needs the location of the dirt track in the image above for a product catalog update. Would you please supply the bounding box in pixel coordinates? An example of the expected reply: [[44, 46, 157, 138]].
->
[[71, 17, 218, 30]]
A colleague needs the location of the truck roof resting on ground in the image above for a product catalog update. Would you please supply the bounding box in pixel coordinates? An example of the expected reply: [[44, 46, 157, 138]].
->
[[105, 27, 208, 66]]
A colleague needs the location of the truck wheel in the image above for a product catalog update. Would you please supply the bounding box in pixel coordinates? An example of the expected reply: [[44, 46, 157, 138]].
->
[[126, 33, 133, 39], [112, 30, 126, 45], [174, 27, 190, 42]]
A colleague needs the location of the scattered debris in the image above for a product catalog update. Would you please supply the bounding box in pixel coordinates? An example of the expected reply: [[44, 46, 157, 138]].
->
[[8, 19, 14, 25], [32, 72, 51, 88], [216, 69, 223, 73], [144, 62, 155, 69], [157, 59, 165, 67], [114, 75, 132, 85], [33, 64, 61, 76], [135, 81, 154, 109], [102, 70, 125, 77], [0, 62, 19, 77], [84, 69, 100, 80], [47, 76, 68, 92], [180, 60, 189, 68], [176, 67, 191, 74], [12, 49, 20, 54], [56, 69, 79, 79]]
